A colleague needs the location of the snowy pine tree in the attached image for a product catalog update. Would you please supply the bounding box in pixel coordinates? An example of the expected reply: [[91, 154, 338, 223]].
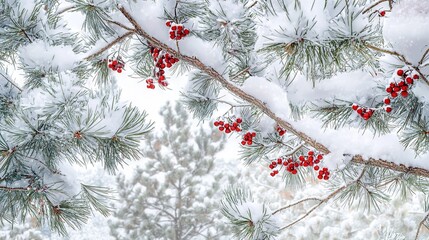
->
[[108, 102, 234, 240], [2, 0, 429, 238]]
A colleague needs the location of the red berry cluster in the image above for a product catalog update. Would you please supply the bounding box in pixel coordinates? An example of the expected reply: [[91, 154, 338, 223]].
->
[[317, 167, 330, 180], [351, 104, 375, 120], [148, 47, 179, 88], [146, 78, 155, 89], [268, 150, 330, 180], [166, 20, 190, 40], [276, 125, 286, 136], [385, 69, 417, 98], [107, 59, 124, 73], [241, 132, 256, 146], [214, 118, 242, 134]]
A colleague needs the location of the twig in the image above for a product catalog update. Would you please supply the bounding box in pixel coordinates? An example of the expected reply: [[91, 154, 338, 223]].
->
[[418, 48, 429, 66], [56, 5, 77, 15], [84, 31, 135, 60], [364, 42, 429, 86], [279, 167, 367, 231], [0, 72, 22, 92], [230, 67, 250, 81], [272, 197, 322, 215], [0, 186, 30, 191], [362, 0, 389, 14], [107, 20, 135, 32], [415, 212, 429, 240]]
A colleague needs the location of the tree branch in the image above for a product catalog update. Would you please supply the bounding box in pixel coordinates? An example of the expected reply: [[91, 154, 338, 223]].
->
[[117, 6, 331, 154], [272, 197, 322, 215], [0, 72, 22, 92], [279, 167, 367, 231], [116, 6, 429, 180], [84, 31, 135, 60]]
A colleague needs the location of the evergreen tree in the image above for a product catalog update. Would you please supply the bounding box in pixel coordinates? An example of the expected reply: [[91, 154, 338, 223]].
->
[[2, 0, 429, 239], [109, 102, 234, 240]]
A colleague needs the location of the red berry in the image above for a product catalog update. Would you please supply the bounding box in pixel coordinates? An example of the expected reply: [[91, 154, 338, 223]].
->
[[112, 60, 118, 65], [352, 104, 358, 111], [241, 141, 246, 145], [236, 118, 242, 123], [357, 108, 363, 114], [317, 175, 323, 180], [391, 92, 398, 98], [225, 129, 231, 134], [413, 74, 420, 79], [383, 98, 390, 105], [314, 166, 320, 171], [270, 172, 275, 177], [406, 77, 414, 84], [379, 10, 386, 17], [323, 175, 329, 180], [401, 85, 408, 91], [214, 121, 219, 127], [393, 87, 400, 92], [308, 151, 314, 156], [401, 91, 408, 97], [386, 87, 392, 93], [292, 169, 297, 175], [277, 158, 282, 164], [166, 20, 173, 27], [397, 69, 404, 76], [184, 29, 190, 35], [117, 68, 122, 73], [385, 106, 392, 113], [219, 127, 225, 131]]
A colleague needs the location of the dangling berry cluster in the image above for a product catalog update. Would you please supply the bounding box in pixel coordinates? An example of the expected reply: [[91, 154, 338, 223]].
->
[[166, 20, 190, 40], [146, 78, 155, 89], [241, 132, 256, 146], [317, 167, 330, 180], [351, 104, 375, 120], [148, 47, 179, 88], [383, 69, 419, 111], [268, 150, 330, 180], [107, 58, 124, 73], [276, 125, 286, 136], [214, 118, 242, 134]]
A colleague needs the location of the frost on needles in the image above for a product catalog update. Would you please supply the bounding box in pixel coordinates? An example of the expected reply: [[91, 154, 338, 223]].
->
[[2, 0, 429, 239]]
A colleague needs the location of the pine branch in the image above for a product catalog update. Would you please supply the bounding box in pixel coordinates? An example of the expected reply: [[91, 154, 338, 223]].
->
[[363, 42, 429, 86], [85, 31, 135, 60], [279, 167, 367, 231], [117, 5, 331, 155], [116, 6, 429, 181]]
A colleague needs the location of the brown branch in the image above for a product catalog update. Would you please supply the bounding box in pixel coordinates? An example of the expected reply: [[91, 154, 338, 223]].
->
[[84, 31, 135, 60], [118, 6, 331, 154], [415, 213, 429, 240], [272, 197, 322, 215], [418, 48, 429, 66], [279, 167, 367, 231], [106, 20, 135, 32], [117, 6, 429, 179], [350, 155, 429, 178], [364, 42, 429, 86], [0, 186, 29, 191], [362, 0, 389, 14]]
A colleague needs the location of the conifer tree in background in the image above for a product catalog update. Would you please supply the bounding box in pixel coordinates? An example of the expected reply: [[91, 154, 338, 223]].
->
[[108, 102, 234, 240], [3, 0, 429, 239]]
